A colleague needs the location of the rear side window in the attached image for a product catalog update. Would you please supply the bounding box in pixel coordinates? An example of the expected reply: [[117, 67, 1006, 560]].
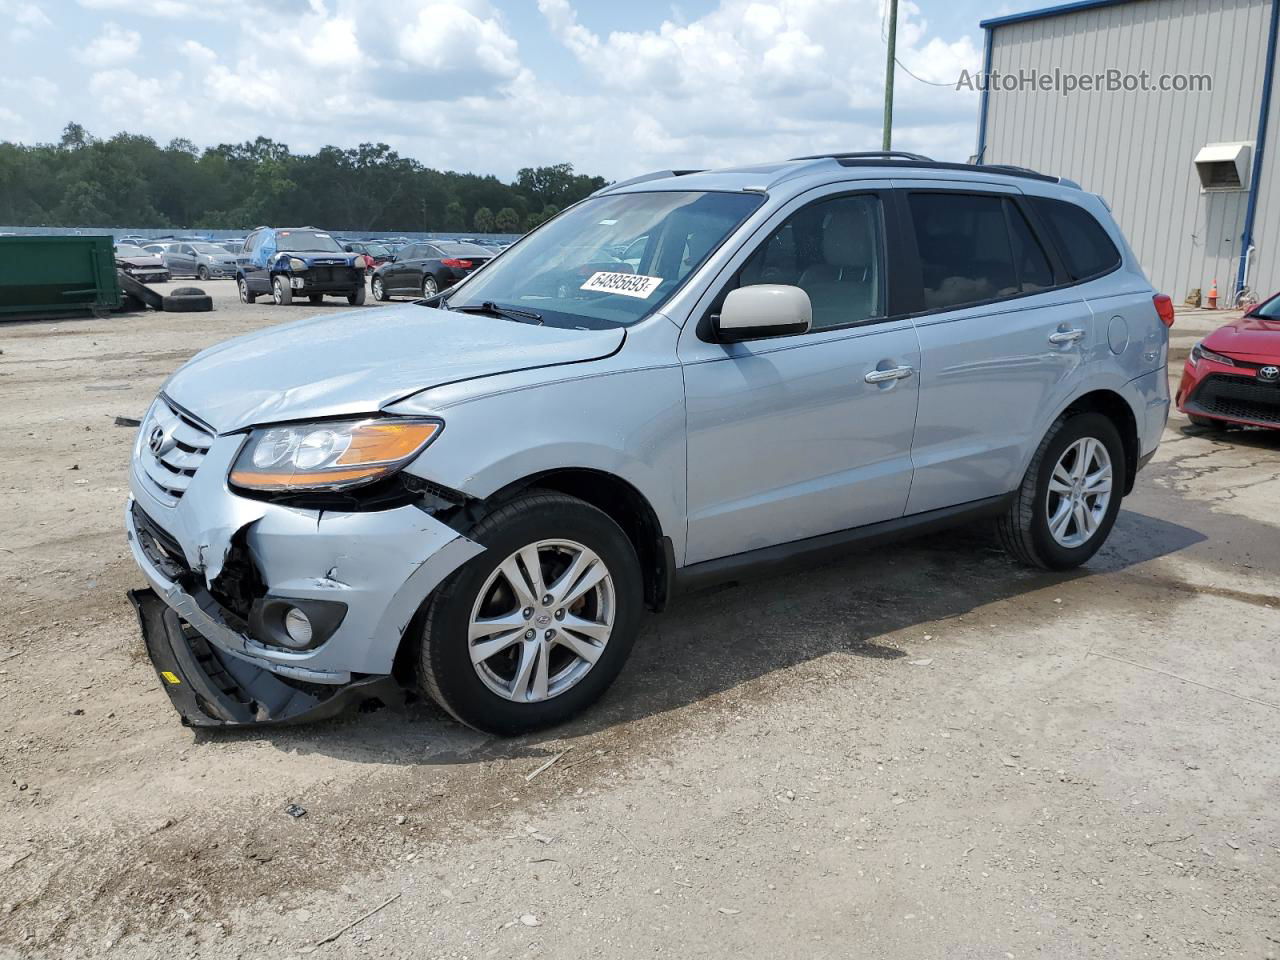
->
[[1027, 196, 1121, 281], [908, 193, 1018, 310], [1007, 203, 1055, 292]]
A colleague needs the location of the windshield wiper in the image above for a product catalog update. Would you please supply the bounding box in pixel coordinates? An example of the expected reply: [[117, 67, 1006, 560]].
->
[[451, 301, 543, 325]]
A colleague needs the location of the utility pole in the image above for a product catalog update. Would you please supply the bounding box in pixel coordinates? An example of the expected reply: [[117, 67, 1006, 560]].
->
[[882, 0, 898, 151]]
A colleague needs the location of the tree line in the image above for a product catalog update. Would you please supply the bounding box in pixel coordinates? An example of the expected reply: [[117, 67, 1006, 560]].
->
[[0, 122, 610, 234]]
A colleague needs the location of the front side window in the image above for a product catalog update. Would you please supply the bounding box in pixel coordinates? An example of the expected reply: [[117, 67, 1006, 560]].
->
[[736, 194, 885, 330], [444, 190, 762, 329], [1027, 196, 1121, 281]]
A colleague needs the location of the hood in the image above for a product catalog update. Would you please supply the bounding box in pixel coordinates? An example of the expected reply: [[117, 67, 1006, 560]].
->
[[1203, 313, 1280, 360], [163, 304, 625, 433], [277, 251, 359, 269], [117, 254, 163, 267]]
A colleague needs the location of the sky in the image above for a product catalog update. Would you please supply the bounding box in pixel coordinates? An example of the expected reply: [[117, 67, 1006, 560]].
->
[[0, 0, 1050, 181]]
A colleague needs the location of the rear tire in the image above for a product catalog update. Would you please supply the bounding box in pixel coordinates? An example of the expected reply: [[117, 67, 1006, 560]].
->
[[997, 412, 1125, 570], [416, 491, 643, 735], [422, 275, 439, 298], [272, 275, 292, 306]]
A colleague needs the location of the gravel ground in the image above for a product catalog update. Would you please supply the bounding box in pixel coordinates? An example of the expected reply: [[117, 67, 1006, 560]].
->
[[1, 283, 1278, 959]]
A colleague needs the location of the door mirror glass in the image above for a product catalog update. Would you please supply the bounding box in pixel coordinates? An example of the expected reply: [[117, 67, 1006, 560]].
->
[[716, 284, 812, 342]]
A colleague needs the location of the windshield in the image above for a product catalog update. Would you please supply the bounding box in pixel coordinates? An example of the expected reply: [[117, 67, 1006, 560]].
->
[[276, 230, 344, 253], [191, 242, 226, 254], [1252, 294, 1280, 320], [363, 243, 391, 257], [115, 245, 147, 257], [443, 190, 761, 329], [436, 241, 491, 258]]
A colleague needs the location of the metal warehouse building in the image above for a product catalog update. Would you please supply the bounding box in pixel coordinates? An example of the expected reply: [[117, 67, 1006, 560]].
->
[[975, 0, 1279, 305]]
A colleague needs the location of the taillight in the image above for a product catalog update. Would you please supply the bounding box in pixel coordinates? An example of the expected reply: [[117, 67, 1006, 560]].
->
[[440, 258, 472, 268], [1153, 293, 1175, 328]]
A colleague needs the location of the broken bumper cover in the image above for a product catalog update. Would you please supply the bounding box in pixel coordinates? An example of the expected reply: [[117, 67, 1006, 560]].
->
[[129, 587, 397, 727]]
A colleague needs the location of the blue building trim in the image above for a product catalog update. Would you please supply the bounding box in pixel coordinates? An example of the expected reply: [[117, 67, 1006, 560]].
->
[[1237, 0, 1280, 295], [975, 28, 994, 162], [980, 0, 1136, 30]]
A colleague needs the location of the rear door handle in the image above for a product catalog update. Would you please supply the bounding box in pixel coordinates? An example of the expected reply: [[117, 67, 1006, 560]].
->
[[1048, 328, 1086, 344], [865, 365, 915, 384]]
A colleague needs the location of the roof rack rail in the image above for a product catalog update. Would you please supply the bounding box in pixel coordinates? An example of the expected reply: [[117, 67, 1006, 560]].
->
[[790, 151, 935, 162], [591, 169, 706, 197]]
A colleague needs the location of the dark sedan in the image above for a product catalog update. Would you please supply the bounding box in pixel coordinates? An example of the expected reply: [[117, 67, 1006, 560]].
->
[[370, 241, 493, 301]]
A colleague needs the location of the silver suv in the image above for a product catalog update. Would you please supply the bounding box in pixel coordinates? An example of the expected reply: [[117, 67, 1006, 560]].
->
[[125, 152, 1171, 733]]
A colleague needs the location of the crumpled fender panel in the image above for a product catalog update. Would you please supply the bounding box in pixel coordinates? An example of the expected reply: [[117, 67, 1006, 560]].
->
[[129, 588, 398, 728]]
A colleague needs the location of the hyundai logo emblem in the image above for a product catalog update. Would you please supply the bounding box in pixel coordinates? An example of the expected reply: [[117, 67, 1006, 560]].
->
[[1260, 365, 1280, 383], [148, 424, 168, 456], [535, 614, 552, 627]]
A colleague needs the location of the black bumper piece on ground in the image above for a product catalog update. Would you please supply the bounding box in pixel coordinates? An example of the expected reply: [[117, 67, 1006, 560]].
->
[[128, 588, 397, 728]]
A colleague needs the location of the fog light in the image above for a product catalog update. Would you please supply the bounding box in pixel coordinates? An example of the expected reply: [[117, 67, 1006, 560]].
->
[[282, 607, 314, 648], [290, 276, 306, 289]]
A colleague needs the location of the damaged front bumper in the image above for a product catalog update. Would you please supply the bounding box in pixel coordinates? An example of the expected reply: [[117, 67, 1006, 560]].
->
[[128, 588, 397, 727], [125, 423, 483, 727]]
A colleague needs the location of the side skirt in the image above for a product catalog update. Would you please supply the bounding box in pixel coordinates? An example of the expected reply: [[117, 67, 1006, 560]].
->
[[672, 494, 1013, 596]]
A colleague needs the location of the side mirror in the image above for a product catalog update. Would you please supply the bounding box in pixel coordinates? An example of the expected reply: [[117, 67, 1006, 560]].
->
[[715, 284, 812, 342]]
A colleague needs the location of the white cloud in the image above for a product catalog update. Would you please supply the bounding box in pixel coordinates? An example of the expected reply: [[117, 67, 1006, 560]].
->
[[77, 22, 141, 67], [77, 0, 214, 15]]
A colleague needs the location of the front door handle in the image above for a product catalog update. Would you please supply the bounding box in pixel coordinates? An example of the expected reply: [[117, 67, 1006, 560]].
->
[[865, 365, 915, 384], [1048, 328, 1086, 345]]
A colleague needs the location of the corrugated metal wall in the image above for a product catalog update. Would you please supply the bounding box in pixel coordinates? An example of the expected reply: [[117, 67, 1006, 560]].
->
[[982, 0, 1275, 302]]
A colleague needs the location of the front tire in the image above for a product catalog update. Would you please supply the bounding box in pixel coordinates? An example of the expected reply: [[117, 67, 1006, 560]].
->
[[237, 276, 256, 303], [272, 275, 292, 306], [348, 284, 366, 306], [416, 491, 643, 735], [372, 276, 389, 301], [197, 265, 210, 281], [997, 412, 1125, 570]]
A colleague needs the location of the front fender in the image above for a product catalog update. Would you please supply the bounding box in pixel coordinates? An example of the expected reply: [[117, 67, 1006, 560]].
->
[[389, 364, 688, 562]]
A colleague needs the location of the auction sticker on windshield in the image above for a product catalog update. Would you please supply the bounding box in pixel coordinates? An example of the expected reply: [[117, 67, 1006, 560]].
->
[[580, 271, 663, 299]]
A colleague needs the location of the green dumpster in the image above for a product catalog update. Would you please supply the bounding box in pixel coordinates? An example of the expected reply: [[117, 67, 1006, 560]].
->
[[0, 235, 122, 319]]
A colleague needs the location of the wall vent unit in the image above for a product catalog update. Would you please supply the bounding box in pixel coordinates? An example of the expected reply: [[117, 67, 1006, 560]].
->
[[1194, 142, 1252, 192]]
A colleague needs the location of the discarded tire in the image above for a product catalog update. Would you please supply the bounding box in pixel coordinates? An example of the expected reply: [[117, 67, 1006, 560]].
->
[[170, 286, 205, 297], [162, 292, 213, 313]]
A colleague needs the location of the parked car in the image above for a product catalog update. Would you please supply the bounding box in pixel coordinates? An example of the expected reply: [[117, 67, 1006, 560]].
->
[[125, 153, 1169, 734], [154, 241, 239, 280], [343, 240, 396, 274], [234, 226, 367, 305], [220, 239, 246, 254], [114, 244, 170, 283], [1176, 292, 1280, 429], [370, 241, 493, 300]]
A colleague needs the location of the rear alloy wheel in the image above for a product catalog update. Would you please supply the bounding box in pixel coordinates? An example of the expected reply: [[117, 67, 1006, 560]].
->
[[422, 275, 439, 298], [272, 275, 292, 306], [997, 412, 1125, 570], [417, 491, 642, 735], [372, 276, 388, 301], [238, 276, 256, 304]]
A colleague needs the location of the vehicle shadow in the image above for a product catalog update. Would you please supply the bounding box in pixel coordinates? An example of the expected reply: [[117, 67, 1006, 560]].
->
[[240, 508, 1205, 765], [1178, 421, 1280, 450]]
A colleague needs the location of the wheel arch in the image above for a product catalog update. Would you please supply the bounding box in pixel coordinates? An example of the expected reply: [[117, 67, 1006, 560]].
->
[[485, 467, 674, 613], [1060, 388, 1140, 494]]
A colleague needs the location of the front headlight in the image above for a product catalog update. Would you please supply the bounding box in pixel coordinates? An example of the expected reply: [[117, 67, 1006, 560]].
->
[[288, 257, 307, 272], [1190, 341, 1236, 366], [229, 417, 442, 492]]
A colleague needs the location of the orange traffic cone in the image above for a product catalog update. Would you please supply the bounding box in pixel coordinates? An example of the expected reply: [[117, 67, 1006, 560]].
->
[[1208, 279, 1218, 309]]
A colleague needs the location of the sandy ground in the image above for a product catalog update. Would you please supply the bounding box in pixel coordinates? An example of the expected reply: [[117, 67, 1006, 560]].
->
[[1, 284, 1278, 960]]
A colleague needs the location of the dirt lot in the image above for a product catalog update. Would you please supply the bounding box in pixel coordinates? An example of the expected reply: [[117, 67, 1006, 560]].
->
[[2, 283, 1278, 959]]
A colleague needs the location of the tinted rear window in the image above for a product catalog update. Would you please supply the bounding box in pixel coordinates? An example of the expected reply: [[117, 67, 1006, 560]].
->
[[908, 193, 1018, 310], [1028, 197, 1121, 281], [435, 242, 491, 257]]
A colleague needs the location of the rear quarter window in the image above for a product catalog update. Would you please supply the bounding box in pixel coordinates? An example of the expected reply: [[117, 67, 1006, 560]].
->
[[1028, 196, 1122, 281]]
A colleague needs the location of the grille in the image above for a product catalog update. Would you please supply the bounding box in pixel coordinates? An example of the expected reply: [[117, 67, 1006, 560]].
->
[[139, 397, 215, 503], [307, 266, 358, 284], [131, 501, 192, 581], [1189, 373, 1280, 426]]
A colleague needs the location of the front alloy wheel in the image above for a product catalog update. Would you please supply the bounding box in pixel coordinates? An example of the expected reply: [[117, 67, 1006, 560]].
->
[[1045, 437, 1112, 548], [416, 490, 642, 735], [469, 540, 615, 704], [372, 276, 387, 301], [237, 276, 256, 303]]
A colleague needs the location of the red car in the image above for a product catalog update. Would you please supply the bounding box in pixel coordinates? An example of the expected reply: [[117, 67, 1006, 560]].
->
[[1177, 294, 1280, 429]]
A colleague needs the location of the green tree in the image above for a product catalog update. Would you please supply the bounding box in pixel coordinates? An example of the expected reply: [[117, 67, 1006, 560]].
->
[[473, 206, 494, 232], [444, 201, 466, 231], [494, 207, 519, 233]]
